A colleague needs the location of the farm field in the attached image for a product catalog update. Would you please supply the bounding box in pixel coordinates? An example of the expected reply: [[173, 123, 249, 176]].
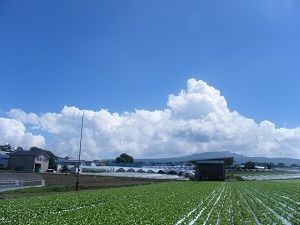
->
[[0, 173, 169, 198], [1, 180, 299, 225]]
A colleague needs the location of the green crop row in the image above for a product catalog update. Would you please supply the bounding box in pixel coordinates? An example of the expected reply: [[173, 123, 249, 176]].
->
[[1, 180, 299, 224]]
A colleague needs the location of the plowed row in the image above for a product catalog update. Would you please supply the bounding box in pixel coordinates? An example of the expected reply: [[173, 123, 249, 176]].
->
[[1, 180, 299, 224]]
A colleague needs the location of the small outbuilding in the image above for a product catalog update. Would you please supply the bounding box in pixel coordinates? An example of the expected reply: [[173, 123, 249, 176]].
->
[[190, 157, 234, 181]]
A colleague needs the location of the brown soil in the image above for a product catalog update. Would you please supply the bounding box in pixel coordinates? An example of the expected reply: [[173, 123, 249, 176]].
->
[[41, 173, 167, 189]]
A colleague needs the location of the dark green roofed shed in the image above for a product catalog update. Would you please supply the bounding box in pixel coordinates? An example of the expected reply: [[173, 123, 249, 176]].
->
[[190, 157, 234, 181]]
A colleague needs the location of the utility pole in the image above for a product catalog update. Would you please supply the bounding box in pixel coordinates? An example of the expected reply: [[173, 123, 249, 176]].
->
[[76, 110, 84, 191]]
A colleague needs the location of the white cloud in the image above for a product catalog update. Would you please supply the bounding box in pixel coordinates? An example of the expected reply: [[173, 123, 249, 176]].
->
[[0, 118, 45, 149], [167, 79, 229, 120], [3, 78, 300, 159]]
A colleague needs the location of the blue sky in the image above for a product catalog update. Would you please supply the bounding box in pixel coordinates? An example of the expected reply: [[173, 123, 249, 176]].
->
[[1, 1, 300, 159]]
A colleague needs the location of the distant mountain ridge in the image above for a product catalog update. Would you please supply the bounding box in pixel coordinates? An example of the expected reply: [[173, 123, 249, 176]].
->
[[136, 151, 300, 166]]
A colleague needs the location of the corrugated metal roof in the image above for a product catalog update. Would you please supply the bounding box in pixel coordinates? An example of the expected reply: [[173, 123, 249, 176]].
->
[[190, 157, 234, 166], [10, 150, 50, 158]]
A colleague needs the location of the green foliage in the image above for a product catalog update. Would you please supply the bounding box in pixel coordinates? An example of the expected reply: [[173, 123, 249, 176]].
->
[[29, 146, 42, 151], [1, 180, 299, 224], [0, 144, 12, 152], [44, 150, 58, 170], [244, 161, 255, 169], [60, 164, 69, 173], [0, 144, 23, 153], [116, 153, 134, 164], [15, 146, 24, 151], [115, 156, 127, 163]]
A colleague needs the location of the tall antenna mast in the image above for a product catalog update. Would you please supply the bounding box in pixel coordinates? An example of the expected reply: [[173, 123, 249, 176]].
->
[[76, 109, 84, 191], [240, 152, 242, 164]]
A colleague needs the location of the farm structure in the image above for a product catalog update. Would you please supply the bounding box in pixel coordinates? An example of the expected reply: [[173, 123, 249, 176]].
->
[[75, 165, 194, 177], [8, 150, 50, 172], [190, 157, 234, 181]]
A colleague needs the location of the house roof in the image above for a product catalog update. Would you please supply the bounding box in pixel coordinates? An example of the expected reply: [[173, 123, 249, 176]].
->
[[59, 159, 85, 163], [55, 157, 85, 164], [10, 150, 50, 158], [190, 157, 234, 166]]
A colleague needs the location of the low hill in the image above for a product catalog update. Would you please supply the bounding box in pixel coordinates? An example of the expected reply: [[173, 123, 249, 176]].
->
[[136, 151, 300, 166]]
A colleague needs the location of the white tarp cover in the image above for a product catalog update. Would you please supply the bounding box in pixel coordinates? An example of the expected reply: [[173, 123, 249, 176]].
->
[[241, 173, 300, 181], [83, 172, 187, 180]]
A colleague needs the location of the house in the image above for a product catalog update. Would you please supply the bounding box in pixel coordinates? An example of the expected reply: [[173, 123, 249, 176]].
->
[[55, 157, 98, 168], [55, 157, 86, 166], [8, 150, 50, 172], [54, 157, 86, 172], [85, 160, 96, 166], [190, 157, 234, 181]]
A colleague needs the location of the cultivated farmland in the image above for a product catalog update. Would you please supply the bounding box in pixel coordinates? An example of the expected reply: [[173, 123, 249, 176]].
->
[[1, 180, 299, 224]]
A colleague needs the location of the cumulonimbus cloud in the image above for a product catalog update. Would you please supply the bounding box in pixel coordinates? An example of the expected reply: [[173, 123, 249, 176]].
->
[[4, 78, 300, 159], [0, 118, 45, 149]]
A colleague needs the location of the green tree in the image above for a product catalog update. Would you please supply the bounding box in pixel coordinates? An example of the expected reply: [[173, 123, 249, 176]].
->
[[266, 162, 274, 169], [60, 164, 69, 173], [244, 161, 255, 169], [30, 146, 43, 152], [116, 153, 134, 164], [0, 144, 12, 152], [16, 146, 24, 151]]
